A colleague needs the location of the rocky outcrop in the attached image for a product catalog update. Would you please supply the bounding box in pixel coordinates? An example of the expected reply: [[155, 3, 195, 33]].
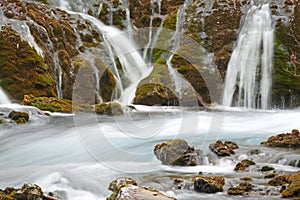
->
[[234, 159, 256, 172], [227, 182, 253, 195], [23, 94, 73, 113], [193, 175, 225, 193], [154, 138, 203, 166], [261, 129, 300, 148], [209, 140, 239, 156], [107, 177, 176, 200], [95, 102, 124, 116]]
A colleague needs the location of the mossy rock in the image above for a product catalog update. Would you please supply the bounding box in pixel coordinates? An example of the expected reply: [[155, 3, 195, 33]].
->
[[0, 26, 56, 102], [234, 159, 256, 172], [261, 166, 275, 172], [282, 171, 300, 198], [133, 58, 179, 106], [8, 111, 29, 122], [95, 102, 123, 116], [23, 94, 73, 113]]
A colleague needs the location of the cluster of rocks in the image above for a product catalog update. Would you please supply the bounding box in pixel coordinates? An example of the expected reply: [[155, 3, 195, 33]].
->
[[0, 183, 60, 200], [209, 140, 239, 156], [0, 111, 30, 124]]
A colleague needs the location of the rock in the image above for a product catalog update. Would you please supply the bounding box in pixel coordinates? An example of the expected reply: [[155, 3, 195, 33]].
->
[[261, 129, 300, 148], [154, 139, 203, 166], [268, 174, 291, 186], [234, 159, 256, 171], [228, 182, 253, 195], [247, 149, 261, 155], [8, 111, 29, 123], [94, 102, 123, 116], [22, 94, 73, 113], [209, 140, 239, 156], [173, 179, 192, 190], [261, 166, 275, 172], [264, 173, 276, 179], [107, 177, 176, 200], [289, 160, 300, 168], [193, 175, 225, 193], [281, 171, 300, 198], [240, 177, 253, 181], [13, 183, 43, 200]]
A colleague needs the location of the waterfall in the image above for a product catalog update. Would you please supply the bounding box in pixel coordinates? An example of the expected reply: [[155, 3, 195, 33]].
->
[[0, 87, 11, 104], [222, 3, 274, 109]]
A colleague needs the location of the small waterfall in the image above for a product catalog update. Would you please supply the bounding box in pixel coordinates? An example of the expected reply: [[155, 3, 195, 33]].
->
[[222, 3, 274, 109], [0, 87, 11, 104], [165, 0, 191, 95]]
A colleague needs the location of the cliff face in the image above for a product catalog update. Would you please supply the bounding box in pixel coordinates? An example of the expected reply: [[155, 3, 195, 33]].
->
[[0, 0, 299, 107]]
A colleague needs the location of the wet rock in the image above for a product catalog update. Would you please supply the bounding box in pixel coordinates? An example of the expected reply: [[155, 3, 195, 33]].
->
[[261, 129, 300, 148], [264, 173, 276, 179], [14, 183, 43, 200], [23, 94, 73, 113], [289, 160, 300, 168], [247, 149, 261, 155], [228, 182, 253, 195], [154, 139, 203, 166], [240, 176, 253, 181], [107, 177, 176, 200], [8, 111, 29, 123], [234, 159, 256, 171], [193, 175, 225, 193], [209, 140, 239, 156], [268, 174, 291, 186], [281, 171, 300, 198], [173, 178, 193, 190], [261, 166, 275, 172], [95, 102, 123, 116]]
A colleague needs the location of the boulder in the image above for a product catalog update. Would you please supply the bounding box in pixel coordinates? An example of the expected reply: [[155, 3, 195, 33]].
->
[[0, 183, 44, 200], [281, 171, 300, 198], [193, 175, 225, 193], [95, 102, 124, 116], [234, 159, 256, 172], [268, 174, 291, 186], [261, 166, 275, 172], [209, 140, 239, 156], [154, 139, 203, 166], [107, 177, 176, 200], [8, 111, 29, 123], [261, 129, 300, 148], [227, 182, 253, 195]]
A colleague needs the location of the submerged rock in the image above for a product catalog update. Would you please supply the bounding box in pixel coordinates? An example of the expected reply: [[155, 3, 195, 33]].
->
[[227, 182, 253, 195], [209, 140, 239, 156], [94, 102, 123, 116], [154, 139, 203, 166], [234, 159, 256, 172], [261, 129, 300, 148], [193, 175, 225, 193], [107, 177, 176, 200], [261, 166, 275, 172]]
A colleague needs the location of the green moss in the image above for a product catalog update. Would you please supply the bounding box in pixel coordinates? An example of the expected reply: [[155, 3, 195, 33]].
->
[[8, 111, 29, 122], [95, 102, 123, 115]]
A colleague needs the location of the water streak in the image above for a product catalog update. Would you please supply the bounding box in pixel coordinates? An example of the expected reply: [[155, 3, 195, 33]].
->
[[223, 3, 274, 109]]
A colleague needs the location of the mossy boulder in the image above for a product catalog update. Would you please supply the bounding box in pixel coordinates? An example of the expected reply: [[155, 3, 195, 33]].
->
[[95, 102, 123, 116], [22, 94, 73, 113], [154, 139, 203, 166], [0, 183, 44, 200], [8, 111, 29, 123], [261, 129, 300, 148], [107, 177, 176, 200], [193, 175, 225, 193], [268, 174, 292, 186], [134, 59, 179, 106], [234, 159, 256, 172]]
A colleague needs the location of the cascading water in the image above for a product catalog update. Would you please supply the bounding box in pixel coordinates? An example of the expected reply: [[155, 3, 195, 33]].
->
[[222, 2, 274, 109], [0, 87, 11, 104]]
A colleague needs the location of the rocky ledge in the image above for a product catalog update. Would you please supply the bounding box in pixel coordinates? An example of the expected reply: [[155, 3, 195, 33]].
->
[[261, 129, 300, 148]]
